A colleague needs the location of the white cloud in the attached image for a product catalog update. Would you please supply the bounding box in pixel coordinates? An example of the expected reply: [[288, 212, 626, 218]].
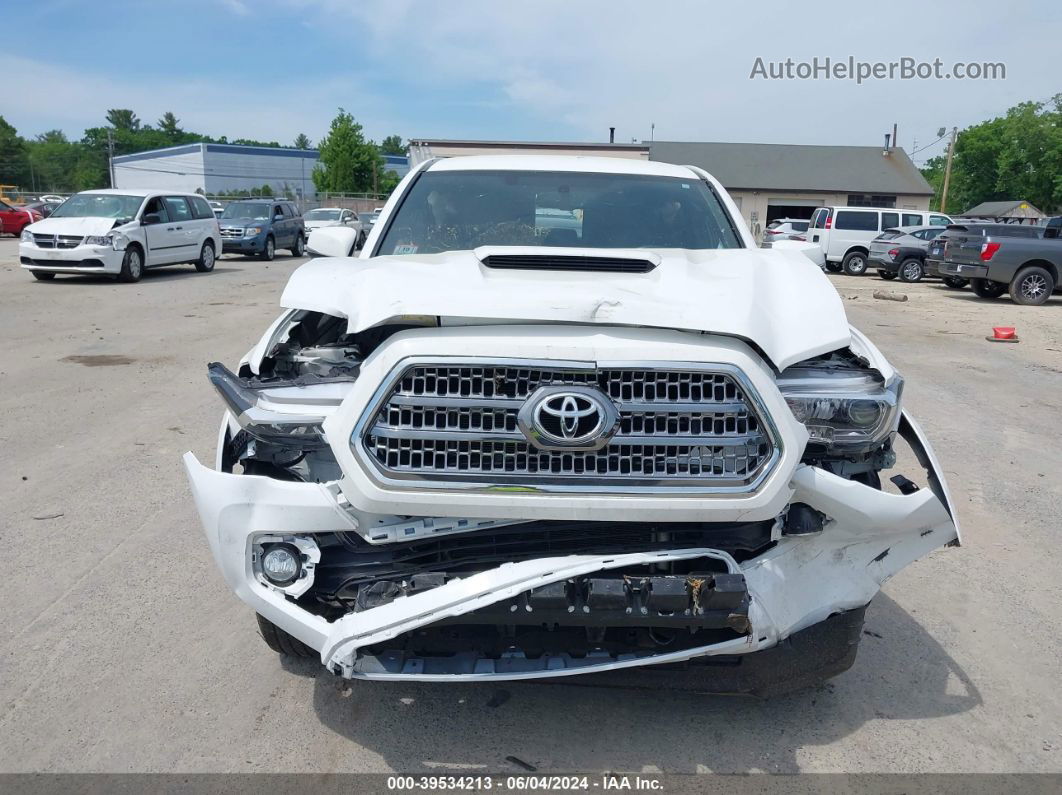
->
[[5, 0, 1059, 156]]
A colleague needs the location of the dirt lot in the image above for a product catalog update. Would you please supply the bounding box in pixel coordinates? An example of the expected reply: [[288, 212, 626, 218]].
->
[[1, 237, 1061, 774]]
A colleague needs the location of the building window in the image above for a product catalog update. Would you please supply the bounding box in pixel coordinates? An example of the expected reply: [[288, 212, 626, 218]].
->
[[847, 194, 896, 208]]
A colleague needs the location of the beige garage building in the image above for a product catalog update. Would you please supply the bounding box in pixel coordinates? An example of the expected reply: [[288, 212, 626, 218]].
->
[[647, 141, 934, 239]]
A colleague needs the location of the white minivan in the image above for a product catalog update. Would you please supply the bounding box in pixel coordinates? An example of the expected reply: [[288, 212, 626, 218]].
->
[[19, 189, 221, 283], [808, 206, 952, 275]]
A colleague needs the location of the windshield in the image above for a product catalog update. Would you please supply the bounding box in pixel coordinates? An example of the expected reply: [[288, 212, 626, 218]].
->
[[377, 170, 742, 255], [50, 193, 143, 221], [306, 209, 342, 221], [220, 202, 271, 221]]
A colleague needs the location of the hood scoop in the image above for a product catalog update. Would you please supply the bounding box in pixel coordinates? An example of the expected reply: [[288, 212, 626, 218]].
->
[[475, 246, 659, 274]]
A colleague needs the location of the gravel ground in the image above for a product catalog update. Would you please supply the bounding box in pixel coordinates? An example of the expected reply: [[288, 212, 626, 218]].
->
[[1, 237, 1060, 774]]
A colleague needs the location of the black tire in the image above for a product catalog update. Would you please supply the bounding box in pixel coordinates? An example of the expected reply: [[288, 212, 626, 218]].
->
[[118, 246, 144, 283], [194, 241, 216, 273], [1009, 266, 1055, 306], [261, 235, 276, 261], [897, 258, 924, 283], [290, 234, 305, 257], [841, 250, 869, 276], [30, 271, 56, 281], [878, 270, 897, 281], [970, 278, 1007, 299], [825, 261, 843, 273], [942, 276, 969, 289], [357, 230, 367, 250], [256, 613, 315, 658]]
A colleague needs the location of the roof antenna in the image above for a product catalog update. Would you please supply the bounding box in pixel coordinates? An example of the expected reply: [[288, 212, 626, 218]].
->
[[609, 127, 615, 144]]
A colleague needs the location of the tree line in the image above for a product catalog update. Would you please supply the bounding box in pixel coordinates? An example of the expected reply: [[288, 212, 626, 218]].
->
[[0, 108, 406, 196], [921, 94, 1062, 214]]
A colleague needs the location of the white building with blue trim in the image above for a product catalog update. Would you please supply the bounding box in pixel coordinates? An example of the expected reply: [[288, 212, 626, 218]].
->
[[112, 143, 410, 199]]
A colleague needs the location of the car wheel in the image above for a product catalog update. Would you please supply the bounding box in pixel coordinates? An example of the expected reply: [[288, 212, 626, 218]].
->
[[30, 270, 56, 281], [825, 261, 842, 273], [841, 251, 868, 276], [1009, 266, 1055, 306], [194, 241, 216, 273], [118, 246, 144, 283], [256, 614, 314, 658], [898, 258, 924, 283], [942, 277, 969, 289], [970, 278, 1007, 299], [878, 270, 897, 281], [261, 235, 275, 261], [290, 234, 305, 257]]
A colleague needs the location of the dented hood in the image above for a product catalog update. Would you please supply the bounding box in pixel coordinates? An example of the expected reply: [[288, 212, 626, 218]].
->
[[26, 215, 125, 236], [279, 247, 851, 370]]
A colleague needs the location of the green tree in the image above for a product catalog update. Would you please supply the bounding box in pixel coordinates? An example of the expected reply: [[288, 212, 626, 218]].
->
[[924, 95, 1062, 214], [158, 112, 183, 139], [379, 134, 406, 156], [312, 109, 384, 194], [0, 116, 30, 187], [106, 109, 141, 132], [293, 133, 313, 150], [26, 130, 81, 192]]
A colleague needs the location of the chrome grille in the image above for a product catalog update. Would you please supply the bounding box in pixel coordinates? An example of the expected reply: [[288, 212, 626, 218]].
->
[[219, 227, 244, 238], [32, 234, 84, 249], [358, 362, 778, 491]]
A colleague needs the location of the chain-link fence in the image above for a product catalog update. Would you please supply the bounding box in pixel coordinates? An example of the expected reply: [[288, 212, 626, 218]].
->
[[204, 192, 387, 215]]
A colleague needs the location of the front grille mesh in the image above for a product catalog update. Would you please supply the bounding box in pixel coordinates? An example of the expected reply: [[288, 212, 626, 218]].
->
[[359, 363, 776, 490]]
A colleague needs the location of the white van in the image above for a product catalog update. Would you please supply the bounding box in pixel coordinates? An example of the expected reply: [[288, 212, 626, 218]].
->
[[808, 207, 952, 275], [19, 189, 222, 283]]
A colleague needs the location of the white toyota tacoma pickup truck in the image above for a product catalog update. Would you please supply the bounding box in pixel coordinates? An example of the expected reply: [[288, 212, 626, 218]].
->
[[185, 155, 959, 694]]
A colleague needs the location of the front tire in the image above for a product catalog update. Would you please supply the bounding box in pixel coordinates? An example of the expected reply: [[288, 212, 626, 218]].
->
[[118, 246, 144, 283], [256, 614, 314, 658], [842, 250, 868, 276], [942, 276, 968, 289], [878, 270, 897, 281], [825, 261, 843, 273], [194, 241, 215, 272], [970, 278, 1007, 299], [1009, 266, 1055, 306], [898, 258, 924, 283], [290, 234, 305, 257], [261, 235, 276, 261], [30, 271, 56, 281]]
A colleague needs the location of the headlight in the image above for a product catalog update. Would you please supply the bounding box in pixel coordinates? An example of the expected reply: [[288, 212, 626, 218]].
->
[[20, 228, 33, 243], [244, 227, 262, 237], [777, 368, 903, 450], [84, 235, 113, 247]]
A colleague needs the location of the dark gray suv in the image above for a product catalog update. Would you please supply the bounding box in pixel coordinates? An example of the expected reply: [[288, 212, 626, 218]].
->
[[218, 199, 306, 260]]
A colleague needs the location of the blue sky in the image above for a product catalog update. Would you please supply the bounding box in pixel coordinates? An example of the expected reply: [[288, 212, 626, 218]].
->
[[4, 0, 1059, 165]]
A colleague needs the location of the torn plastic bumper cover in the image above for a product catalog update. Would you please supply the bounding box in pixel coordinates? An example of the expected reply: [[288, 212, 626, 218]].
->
[[182, 409, 958, 682]]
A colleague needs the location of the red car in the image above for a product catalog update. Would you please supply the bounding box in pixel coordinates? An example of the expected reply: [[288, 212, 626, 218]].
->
[[0, 200, 42, 236]]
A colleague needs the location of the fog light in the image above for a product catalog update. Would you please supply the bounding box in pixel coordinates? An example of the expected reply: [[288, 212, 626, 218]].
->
[[262, 545, 301, 585]]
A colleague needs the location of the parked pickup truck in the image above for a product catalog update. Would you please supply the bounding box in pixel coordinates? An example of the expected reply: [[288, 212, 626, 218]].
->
[[184, 155, 959, 695], [935, 218, 1062, 305]]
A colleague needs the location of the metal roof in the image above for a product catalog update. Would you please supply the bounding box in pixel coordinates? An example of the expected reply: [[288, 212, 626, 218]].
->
[[409, 138, 650, 151], [962, 200, 1044, 217], [647, 141, 934, 195]]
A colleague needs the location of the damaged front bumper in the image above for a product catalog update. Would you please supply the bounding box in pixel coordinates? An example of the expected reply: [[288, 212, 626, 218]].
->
[[183, 410, 958, 684]]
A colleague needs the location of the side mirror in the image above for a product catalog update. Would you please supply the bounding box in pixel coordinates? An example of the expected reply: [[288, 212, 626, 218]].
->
[[141, 213, 161, 225]]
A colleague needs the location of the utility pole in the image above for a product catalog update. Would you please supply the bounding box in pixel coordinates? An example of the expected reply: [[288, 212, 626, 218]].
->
[[940, 126, 958, 213], [106, 128, 116, 188]]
